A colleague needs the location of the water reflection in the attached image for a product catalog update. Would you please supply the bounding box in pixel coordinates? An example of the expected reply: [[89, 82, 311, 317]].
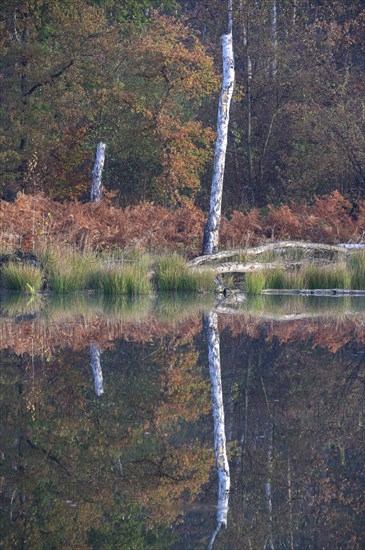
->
[[0, 293, 364, 549], [204, 312, 230, 549], [89, 344, 104, 397]]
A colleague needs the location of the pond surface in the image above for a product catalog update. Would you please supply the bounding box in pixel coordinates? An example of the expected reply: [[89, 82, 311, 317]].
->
[[1, 294, 365, 549]]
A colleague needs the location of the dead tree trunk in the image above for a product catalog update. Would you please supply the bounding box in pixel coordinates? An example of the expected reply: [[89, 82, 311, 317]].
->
[[202, 0, 235, 255], [91, 141, 106, 203]]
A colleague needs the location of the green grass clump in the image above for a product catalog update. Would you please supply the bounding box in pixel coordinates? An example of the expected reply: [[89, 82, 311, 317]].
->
[[245, 268, 290, 294], [96, 266, 127, 294], [98, 262, 151, 295], [1, 262, 43, 292], [264, 268, 287, 289], [302, 264, 351, 289], [124, 262, 151, 295], [348, 251, 365, 289], [244, 263, 354, 294], [245, 271, 266, 295], [154, 254, 215, 292], [45, 250, 96, 293]]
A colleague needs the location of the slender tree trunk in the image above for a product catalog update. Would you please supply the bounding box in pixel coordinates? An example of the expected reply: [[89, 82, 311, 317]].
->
[[270, 0, 278, 80], [91, 142, 106, 203], [89, 344, 104, 396], [204, 312, 230, 549], [202, 1, 235, 255], [243, 10, 254, 205], [18, 12, 29, 183], [231, 99, 241, 204]]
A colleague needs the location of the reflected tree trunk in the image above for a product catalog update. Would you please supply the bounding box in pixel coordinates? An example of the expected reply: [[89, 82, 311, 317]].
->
[[260, 359, 275, 550], [89, 344, 104, 396], [204, 312, 230, 549], [265, 422, 274, 550], [288, 458, 294, 550], [240, 351, 252, 459]]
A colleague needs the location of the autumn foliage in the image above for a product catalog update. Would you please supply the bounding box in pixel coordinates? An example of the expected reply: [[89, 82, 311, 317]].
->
[[1, 191, 364, 257]]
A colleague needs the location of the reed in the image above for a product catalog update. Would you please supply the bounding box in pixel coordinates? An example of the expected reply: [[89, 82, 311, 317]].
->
[[264, 268, 288, 290], [244, 262, 355, 294], [1, 262, 43, 292], [154, 254, 215, 292], [98, 261, 151, 295], [302, 264, 351, 289], [244, 271, 266, 295], [348, 250, 365, 289], [41, 246, 97, 293]]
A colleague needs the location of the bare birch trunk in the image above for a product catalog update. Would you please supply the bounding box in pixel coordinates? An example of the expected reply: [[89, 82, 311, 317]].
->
[[202, 1, 235, 255], [89, 344, 104, 396], [204, 312, 230, 549], [91, 141, 106, 203]]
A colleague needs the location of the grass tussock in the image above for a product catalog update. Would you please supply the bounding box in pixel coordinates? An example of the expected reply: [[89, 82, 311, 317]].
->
[[97, 261, 151, 295], [245, 260, 362, 294], [2, 247, 214, 295], [1, 262, 43, 292], [43, 247, 97, 293], [245, 272, 266, 295], [42, 246, 152, 295], [302, 264, 351, 290], [348, 250, 365, 289], [154, 254, 215, 292]]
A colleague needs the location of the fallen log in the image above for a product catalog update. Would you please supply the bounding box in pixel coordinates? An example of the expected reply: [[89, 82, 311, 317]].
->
[[189, 241, 365, 267], [190, 260, 320, 275]]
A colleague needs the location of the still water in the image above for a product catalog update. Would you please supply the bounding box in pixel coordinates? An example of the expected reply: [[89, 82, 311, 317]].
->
[[1, 293, 364, 549]]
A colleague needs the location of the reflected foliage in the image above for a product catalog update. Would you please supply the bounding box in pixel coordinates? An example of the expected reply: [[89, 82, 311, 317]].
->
[[0, 295, 365, 548]]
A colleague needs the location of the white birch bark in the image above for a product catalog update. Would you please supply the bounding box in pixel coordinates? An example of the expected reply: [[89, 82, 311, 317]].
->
[[190, 241, 363, 267], [205, 312, 230, 549], [202, 1, 235, 255], [89, 344, 104, 396], [91, 141, 106, 203]]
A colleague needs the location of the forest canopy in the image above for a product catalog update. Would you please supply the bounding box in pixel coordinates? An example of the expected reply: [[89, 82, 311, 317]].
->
[[1, 0, 364, 210]]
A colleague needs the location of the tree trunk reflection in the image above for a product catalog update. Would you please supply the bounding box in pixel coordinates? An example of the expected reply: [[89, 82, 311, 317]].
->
[[89, 343, 104, 397], [204, 312, 230, 549]]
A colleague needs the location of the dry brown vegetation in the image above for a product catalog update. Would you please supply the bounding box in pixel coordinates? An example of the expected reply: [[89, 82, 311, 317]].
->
[[1, 191, 364, 257]]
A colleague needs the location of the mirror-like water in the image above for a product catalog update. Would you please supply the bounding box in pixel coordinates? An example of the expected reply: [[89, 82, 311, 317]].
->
[[1, 294, 364, 549]]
